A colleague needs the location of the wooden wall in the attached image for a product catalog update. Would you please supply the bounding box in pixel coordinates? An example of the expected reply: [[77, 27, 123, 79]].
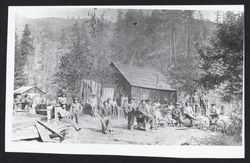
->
[[131, 86, 177, 104], [113, 69, 132, 99]]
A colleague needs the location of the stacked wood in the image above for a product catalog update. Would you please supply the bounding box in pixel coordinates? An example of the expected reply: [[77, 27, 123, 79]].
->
[[12, 118, 80, 142]]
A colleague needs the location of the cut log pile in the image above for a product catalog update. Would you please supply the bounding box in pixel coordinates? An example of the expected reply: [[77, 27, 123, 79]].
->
[[12, 118, 80, 142]]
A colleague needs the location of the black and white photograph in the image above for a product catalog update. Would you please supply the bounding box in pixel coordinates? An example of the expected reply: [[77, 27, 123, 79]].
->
[[5, 5, 244, 158]]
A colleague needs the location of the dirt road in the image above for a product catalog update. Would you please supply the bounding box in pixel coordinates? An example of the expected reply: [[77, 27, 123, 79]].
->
[[12, 113, 241, 145], [64, 115, 241, 146]]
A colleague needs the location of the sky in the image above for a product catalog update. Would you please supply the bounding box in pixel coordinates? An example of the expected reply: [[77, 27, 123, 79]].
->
[[13, 6, 244, 22]]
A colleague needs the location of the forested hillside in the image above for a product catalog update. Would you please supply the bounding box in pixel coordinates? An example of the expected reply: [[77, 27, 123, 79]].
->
[[15, 9, 218, 100]]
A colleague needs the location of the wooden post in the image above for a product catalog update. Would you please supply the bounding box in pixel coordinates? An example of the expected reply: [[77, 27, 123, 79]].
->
[[79, 79, 83, 102]]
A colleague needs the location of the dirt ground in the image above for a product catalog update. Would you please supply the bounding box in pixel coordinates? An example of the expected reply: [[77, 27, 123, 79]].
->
[[12, 112, 242, 146], [62, 115, 242, 146]]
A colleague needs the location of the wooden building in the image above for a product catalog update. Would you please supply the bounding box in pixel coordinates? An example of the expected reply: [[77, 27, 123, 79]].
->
[[14, 86, 46, 104], [110, 62, 177, 104]]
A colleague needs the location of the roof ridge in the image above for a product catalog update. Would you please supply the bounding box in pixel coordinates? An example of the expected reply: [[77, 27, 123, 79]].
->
[[113, 62, 163, 74], [111, 62, 176, 91]]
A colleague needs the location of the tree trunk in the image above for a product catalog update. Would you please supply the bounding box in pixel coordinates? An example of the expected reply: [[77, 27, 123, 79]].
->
[[169, 16, 172, 67], [173, 30, 176, 63], [79, 79, 83, 102], [185, 11, 190, 59]]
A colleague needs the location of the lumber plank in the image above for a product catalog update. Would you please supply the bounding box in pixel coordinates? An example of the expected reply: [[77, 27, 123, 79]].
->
[[35, 121, 53, 142], [12, 125, 39, 141], [36, 120, 64, 138]]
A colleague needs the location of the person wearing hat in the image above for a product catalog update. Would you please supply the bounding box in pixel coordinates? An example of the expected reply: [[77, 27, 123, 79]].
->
[[59, 93, 67, 106], [121, 94, 129, 119], [191, 91, 200, 116], [127, 97, 137, 130], [172, 103, 183, 127], [89, 94, 98, 117], [70, 97, 83, 124], [200, 92, 209, 116], [137, 99, 154, 131], [100, 100, 112, 134], [183, 101, 196, 127], [208, 103, 219, 124]]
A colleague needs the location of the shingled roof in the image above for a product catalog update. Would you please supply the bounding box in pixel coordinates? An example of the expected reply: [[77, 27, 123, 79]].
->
[[111, 62, 176, 91]]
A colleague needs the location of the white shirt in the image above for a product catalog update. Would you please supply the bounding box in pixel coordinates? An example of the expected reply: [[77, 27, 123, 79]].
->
[[89, 97, 97, 107], [184, 106, 193, 115]]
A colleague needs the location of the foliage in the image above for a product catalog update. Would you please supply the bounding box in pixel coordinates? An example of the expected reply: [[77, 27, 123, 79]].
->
[[14, 24, 34, 88], [15, 10, 217, 98], [226, 100, 243, 141], [14, 34, 27, 89], [197, 12, 244, 102]]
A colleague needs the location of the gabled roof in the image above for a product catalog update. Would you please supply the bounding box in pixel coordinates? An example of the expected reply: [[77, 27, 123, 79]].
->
[[14, 86, 46, 94], [111, 62, 176, 91]]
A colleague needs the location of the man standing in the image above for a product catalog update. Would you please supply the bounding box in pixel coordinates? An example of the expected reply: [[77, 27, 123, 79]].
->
[[121, 94, 128, 118], [100, 101, 112, 134], [183, 101, 196, 127], [127, 97, 137, 130], [192, 91, 200, 116], [70, 97, 83, 124], [200, 92, 209, 116], [109, 98, 118, 118], [172, 103, 183, 127], [89, 94, 98, 117]]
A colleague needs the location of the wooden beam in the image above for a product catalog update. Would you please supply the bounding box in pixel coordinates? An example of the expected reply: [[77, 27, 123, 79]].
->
[[12, 126, 39, 141], [36, 120, 64, 138], [35, 121, 54, 142]]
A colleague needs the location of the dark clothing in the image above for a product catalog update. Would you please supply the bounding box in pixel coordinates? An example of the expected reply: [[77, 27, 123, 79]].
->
[[100, 105, 112, 134], [127, 102, 137, 130], [127, 112, 135, 130], [200, 95, 208, 116], [116, 97, 121, 107], [192, 94, 200, 115], [184, 114, 195, 126], [137, 103, 154, 130], [70, 102, 83, 123], [209, 114, 219, 124], [172, 108, 183, 124], [101, 117, 111, 134], [100, 106, 112, 117]]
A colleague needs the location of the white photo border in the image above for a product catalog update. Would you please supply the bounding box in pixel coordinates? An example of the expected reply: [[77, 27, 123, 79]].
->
[[5, 5, 245, 158]]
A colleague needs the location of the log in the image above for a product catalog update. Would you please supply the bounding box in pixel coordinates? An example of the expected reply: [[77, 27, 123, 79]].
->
[[36, 120, 64, 138], [35, 121, 54, 142]]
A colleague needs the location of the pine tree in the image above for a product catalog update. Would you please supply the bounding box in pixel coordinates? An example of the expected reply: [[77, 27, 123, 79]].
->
[[54, 21, 93, 95], [19, 24, 34, 85], [197, 12, 243, 102], [14, 34, 26, 89]]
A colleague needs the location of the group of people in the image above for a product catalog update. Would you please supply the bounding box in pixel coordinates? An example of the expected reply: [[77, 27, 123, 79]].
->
[[191, 91, 209, 116], [55, 91, 221, 134], [57, 94, 83, 124], [14, 94, 32, 110], [170, 101, 220, 127]]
